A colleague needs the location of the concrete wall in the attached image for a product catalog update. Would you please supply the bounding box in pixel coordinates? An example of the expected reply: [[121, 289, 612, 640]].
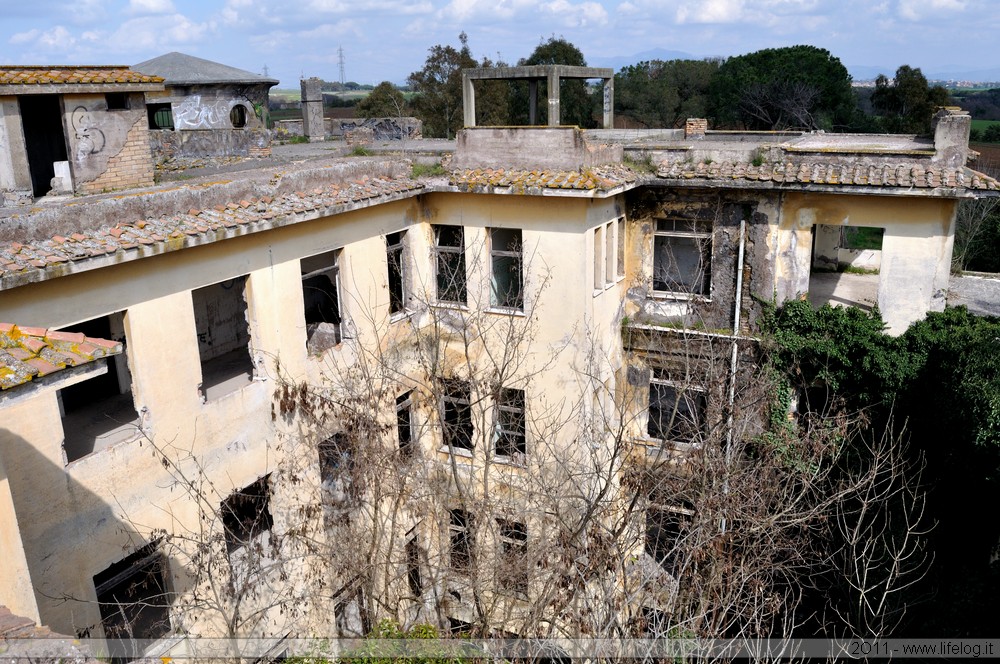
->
[[0, 97, 34, 205], [149, 127, 271, 161], [451, 127, 623, 171], [63, 93, 153, 194]]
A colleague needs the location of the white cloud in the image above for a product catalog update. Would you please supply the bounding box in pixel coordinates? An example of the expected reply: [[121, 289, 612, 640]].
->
[[676, 0, 746, 24], [8, 25, 76, 50], [437, 0, 606, 27], [898, 0, 965, 21], [9, 29, 40, 45], [107, 14, 215, 50], [127, 0, 177, 15]]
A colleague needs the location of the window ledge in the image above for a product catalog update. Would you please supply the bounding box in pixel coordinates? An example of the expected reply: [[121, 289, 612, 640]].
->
[[431, 302, 470, 312], [493, 454, 527, 468], [390, 309, 417, 324], [650, 291, 712, 303], [635, 436, 701, 452], [485, 307, 526, 317], [439, 445, 474, 458]]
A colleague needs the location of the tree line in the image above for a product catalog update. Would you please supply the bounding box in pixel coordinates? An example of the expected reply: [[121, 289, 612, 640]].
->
[[358, 36, 964, 138]]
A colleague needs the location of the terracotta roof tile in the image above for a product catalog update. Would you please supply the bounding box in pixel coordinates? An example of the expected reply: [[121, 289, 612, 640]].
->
[[0, 323, 122, 391], [656, 158, 1000, 192], [450, 166, 637, 193], [0, 177, 424, 281], [0, 65, 163, 86]]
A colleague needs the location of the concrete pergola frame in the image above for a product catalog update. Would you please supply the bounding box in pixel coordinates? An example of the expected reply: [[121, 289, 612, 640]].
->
[[462, 65, 614, 129]]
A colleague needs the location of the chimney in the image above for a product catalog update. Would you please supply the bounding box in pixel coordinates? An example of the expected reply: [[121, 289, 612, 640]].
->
[[685, 118, 708, 140], [932, 107, 971, 169]]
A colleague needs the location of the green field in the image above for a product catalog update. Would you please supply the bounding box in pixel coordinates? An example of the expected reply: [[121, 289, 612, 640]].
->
[[972, 119, 1000, 131]]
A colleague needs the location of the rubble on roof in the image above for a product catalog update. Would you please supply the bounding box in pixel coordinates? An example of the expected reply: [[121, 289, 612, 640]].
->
[[0, 323, 122, 391]]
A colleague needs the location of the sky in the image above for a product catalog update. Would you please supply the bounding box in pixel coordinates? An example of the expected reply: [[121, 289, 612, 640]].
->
[[2, 0, 998, 88]]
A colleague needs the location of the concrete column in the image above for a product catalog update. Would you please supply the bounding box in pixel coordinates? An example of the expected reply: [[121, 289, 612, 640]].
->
[[602, 77, 614, 129], [462, 72, 476, 128], [932, 107, 971, 168], [300, 77, 325, 143], [529, 80, 538, 125], [547, 71, 561, 127]]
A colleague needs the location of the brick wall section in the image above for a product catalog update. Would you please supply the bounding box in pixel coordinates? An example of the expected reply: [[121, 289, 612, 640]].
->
[[685, 118, 708, 139], [79, 116, 155, 194]]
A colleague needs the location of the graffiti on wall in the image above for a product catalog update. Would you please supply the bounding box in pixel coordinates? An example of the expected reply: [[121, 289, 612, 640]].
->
[[174, 95, 237, 130], [339, 118, 416, 141], [71, 106, 105, 163]]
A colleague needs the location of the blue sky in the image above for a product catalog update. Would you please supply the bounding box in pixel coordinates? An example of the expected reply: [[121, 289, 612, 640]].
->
[[2, 0, 997, 87]]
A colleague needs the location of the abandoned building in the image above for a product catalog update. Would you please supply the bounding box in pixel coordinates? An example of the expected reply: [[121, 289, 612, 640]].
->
[[0, 65, 164, 204], [0, 96, 997, 659], [133, 52, 278, 161]]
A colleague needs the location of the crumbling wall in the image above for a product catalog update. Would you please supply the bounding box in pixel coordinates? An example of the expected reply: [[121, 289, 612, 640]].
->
[[63, 93, 152, 194], [77, 113, 155, 194], [149, 127, 271, 161]]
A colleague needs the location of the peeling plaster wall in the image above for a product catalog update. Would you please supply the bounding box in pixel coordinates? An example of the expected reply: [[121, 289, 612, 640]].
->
[[0, 96, 32, 205], [62, 93, 151, 193]]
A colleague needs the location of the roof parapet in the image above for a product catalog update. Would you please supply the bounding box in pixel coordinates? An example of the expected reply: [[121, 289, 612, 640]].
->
[[932, 107, 972, 169]]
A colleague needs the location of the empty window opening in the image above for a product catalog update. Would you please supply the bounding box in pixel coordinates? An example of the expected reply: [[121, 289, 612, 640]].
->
[[494, 387, 526, 459], [434, 225, 467, 304], [490, 228, 523, 310], [318, 433, 356, 507], [441, 378, 473, 451], [593, 225, 604, 290], [193, 277, 254, 400], [449, 508, 474, 573], [645, 506, 692, 574], [406, 534, 423, 596], [386, 231, 407, 315], [640, 606, 669, 637], [652, 218, 712, 297], [808, 224, 883, 312], [617, 217, 626, 278], [93, 542, 172, 663], [447, 617, 474, 636], [105, 93, 129, 110], [230, 104, 248, 128], [146, 103, 174, 130], [605, 222, 615, 286], [497, 519, 528, 596], [221, 475, 273, 555], [57, 312, 138, 463], [647, 376, 706, 445], [396, 391, 414, 455], [301, 250, 344, 353]]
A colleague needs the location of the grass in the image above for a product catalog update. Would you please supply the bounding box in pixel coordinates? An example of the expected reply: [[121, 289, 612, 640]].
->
[[350, 145, 373, 156], [411, 162, 447, 178], [972, 119, 1000, 132], [842, 226, 884, 251], [285, 135, 310, 144], [623, 152, 656, 174], [841, 265, 880, 275]]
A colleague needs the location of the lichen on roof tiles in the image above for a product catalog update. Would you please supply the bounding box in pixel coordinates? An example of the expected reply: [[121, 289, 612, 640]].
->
[[449, 165, 637, 192], [0, 323, 122, 391], [0, 66, 163, 86]]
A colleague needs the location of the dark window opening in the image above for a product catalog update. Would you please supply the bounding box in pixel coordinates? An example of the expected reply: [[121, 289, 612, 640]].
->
[[57, 312, 138, 463], [497, 519, 528, 596], [318, 433, 355, 506], [230, 104, 248, 128], [386, 231, 406, 314], [647, 380, 706, 444], [447, 617, 474, 636], [640, 606, 669, 637], [105, 93, 129, 110], [495, 388, 526, 459], [193, 276, 254, 400], [406, 535, 423, 596], [449, 508, 473, 573], [490, 228, 523, 309], [146, 103, 174, 130], [396, 392, 414, 455], [645, 507, 691, 574], [221, 475, 273, 554], [434, 225, 467, 304], [301, 250, 343, 352], [93, 542, 171, 663], [441, 378, 473, 450], [19, 95, 69, 197], [652, 218, 712, 296]]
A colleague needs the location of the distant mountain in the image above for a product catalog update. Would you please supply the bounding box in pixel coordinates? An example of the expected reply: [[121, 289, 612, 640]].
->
[[590, 48, 702, 70]]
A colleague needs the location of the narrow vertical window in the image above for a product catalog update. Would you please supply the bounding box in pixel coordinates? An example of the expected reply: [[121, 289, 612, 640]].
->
[[494, 388, 526, 459], [605, 221, 615, 286], [434, 225, 467, 304], [301, 249, 344, 352], [441, 378, 474, 450], [616, 217, 626, 278], [396, 391, 413, 455], [593, 225, 604, 289], [490, 228, 523, 310], [497, 519, 528, 596], [449, 509, 473, 573], [406, 534, 423, 596], [386, 231, 406, 315]]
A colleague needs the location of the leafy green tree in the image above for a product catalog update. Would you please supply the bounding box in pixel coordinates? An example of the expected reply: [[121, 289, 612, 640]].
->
[[615, 59, 720, 128], [870, 65, 950, 134], [983, 123, 1000, 143], [407, 33, 478, 138], [708, 45, 857, 130], [510, 36, 596, 128], [356, 81, 407, 119]]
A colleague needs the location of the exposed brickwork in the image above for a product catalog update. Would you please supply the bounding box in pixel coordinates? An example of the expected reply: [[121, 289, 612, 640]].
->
[[78, 116, 155, 194], [685, 118, 708, 139]]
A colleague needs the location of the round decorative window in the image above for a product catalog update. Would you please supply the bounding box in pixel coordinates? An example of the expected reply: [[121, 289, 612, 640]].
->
[[230, 104, 248, 129]]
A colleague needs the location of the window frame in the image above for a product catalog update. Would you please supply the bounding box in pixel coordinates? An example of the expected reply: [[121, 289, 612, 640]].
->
[[386, 231, 408, 316], [494, 387, 526, 461], [192, 276, 255, 401], [496, 518, 528, 597], [652, 217, 713, 299], [449, 508, 474, 574], [301, 249, 345, 352], [406, 532, 423, 597], [646, 374, 707, 446], [489, 227, 523, 311], [593, 217, 626, 294], [440, 378, 474, 452], [645, 504, 693, 574], [221, 475, 273, 555], [146, 103, 174, 130], [396, 391, 414, 455], [433, 225, 467, 305]]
